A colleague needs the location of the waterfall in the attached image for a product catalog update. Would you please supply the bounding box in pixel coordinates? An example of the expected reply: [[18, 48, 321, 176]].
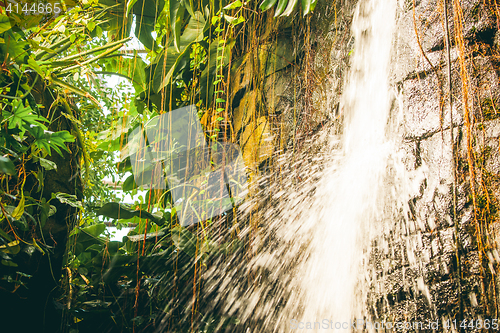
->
[[203, 0, 400, 331], [289, 0, 398, 328]]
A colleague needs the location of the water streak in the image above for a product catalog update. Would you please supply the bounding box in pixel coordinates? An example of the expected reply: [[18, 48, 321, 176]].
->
[[290, 0, 398, 328], [204, 1, 399, 331]]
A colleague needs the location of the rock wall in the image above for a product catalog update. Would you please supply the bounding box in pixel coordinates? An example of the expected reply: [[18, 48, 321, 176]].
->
[[204, 0, 500, 330], [322, 0, 500, 327], [280, 0, 500, 327]]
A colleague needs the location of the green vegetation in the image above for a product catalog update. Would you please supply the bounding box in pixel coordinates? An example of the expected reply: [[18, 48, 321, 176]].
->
[[0, 0, 313, 331]]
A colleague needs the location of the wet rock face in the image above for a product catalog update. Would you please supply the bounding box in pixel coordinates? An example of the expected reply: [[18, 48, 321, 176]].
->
[[361, 0, 500, 327], [301, 0, 500, 327], [208, 0, 499, 330]]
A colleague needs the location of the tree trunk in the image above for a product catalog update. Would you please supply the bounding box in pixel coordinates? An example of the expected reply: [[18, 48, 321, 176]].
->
[[0, 78, 82, 332]]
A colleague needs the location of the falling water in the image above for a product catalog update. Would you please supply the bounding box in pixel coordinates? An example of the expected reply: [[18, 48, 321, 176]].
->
[[203, 0, 400, 331], [288, 0, 398, 328]]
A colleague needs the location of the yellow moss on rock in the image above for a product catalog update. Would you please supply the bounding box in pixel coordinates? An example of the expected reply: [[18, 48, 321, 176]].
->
[[241, 116, 274, 170]]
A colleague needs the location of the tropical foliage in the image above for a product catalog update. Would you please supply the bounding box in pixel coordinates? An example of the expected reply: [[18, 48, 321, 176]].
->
[[0, 0, 312, 330]]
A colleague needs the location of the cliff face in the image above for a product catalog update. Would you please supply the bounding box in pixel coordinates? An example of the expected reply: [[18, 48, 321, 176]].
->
[[270, 0, 500, 325], [306, 0, 500, 325], [369, 0, 500, 324], [200, 0, 500, 330]]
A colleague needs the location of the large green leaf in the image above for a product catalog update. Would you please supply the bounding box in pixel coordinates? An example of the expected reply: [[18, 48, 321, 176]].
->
[[126, 0, 138, 16], [149, 48, 183, 93], [2, 100, 48, 136], [179, 11, 206, 47], [170, 0, 186, 53], [11, 195, 24, 220], [135, 15, 156, 50], [261, 0, 314, 16], [0, 29, 28, 64], [106, 56, 148, 93], [96, 202, 166, 225], [133, 0, 165, 50], [98, 0, 133, 41], [70, 224, 107, 256], [181, 0, 195, 17], [301, 0, 312, 16], [273, 0, 288, 16], [27, 126, 75, 156], [81, 223, 107, 238], [150, 11, 206, 93], [122, 173, 138, 191]]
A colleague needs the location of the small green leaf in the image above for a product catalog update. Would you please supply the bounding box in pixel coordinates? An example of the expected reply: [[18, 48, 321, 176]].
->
[[0, 14, 11, 33], [122, 174, 138, 191], [0, 229, 12, 244], [80, 223, 106, 238], [0, 156, 15, 175], [310, 0, 317, 11], [12, 195, 24, 220], [0, 240, 20, 255], [223, 0, 242, 10], [281, 0, 299, 16], [27, 57, 44, 76], [274, 0, 288, 16], [223, 14, 245, 26], [38, 157, 57, 171], [87, 21, 96, 31], [95, 26, 103, 38], [1, 260, 18, 267], [301, 0, 311, 15], [54, 192, 82, 209], [259, 0, 278, 11], [87, 21, 95, 31]]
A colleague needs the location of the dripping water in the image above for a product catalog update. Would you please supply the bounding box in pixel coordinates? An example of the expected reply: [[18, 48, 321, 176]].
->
[[286, 0, 398, 328], [198, 0, 428, 332]]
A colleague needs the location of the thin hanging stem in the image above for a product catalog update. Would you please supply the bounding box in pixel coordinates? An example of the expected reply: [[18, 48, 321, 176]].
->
[[444, 0, 463, 323]]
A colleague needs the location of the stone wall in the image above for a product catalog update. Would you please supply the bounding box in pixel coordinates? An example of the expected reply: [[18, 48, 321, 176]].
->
[[365, 0, 500, 327], [204, 0, 500, 330], [281, 0, 500, 327]]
